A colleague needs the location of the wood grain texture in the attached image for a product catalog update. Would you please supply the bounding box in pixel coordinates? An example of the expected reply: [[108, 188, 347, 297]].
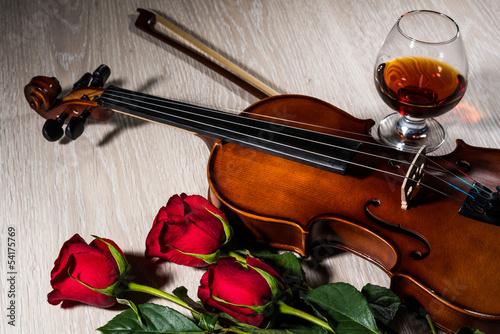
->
[[1, 0, 499, 333]]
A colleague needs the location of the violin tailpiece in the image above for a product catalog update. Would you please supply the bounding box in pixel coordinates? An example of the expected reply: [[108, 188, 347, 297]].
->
[[459, 183, 500, 226]]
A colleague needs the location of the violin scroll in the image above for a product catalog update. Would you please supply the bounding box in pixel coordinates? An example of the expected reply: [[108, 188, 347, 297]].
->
[[24, 76, 61, 112], [24, 65, 115, 141]]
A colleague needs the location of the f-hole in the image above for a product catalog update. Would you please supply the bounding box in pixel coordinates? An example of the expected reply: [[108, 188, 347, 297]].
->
[[364, 199, 431, 260]]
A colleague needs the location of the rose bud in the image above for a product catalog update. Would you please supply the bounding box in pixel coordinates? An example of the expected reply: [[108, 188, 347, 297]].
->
[[47, 234, 130, 308], [145, 194, 232, 267], [197, 256, 290, 327]]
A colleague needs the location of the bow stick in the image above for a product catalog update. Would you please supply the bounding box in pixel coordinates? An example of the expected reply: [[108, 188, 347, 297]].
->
[[135, 8, 280, 99]]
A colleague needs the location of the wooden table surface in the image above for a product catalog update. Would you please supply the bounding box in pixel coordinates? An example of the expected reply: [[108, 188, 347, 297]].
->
[[1, 0, 499, 333]]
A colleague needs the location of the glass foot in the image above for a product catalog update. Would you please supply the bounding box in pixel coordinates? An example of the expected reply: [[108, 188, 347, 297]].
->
[[376, 113, 445, 152]]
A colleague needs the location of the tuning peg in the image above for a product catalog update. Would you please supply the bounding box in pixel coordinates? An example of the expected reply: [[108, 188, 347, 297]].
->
[[89, 64, 111, 87], [73, 72, 92, 89], [65, 109, 91, 140], [42, 112, 69, 142]]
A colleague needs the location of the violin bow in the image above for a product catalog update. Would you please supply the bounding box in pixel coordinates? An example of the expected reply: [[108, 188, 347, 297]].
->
[[135, 8, 280, 99]]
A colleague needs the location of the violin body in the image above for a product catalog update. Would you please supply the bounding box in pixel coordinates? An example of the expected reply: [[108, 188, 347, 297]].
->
[[207, 95, 500, 333], [25, 72, 500, 333]]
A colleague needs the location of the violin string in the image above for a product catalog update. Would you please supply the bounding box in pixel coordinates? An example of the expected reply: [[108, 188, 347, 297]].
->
[[102, 91, 411, 164], [219, 103, 482, 192], [98, 89, 412, 164], [204, 100, 483, 191], [108, 91, 478, 199], [151, 95, 481, 191], [432, 155, 479, 184], [216, 105, 480, 193], [92, 88, 477, 192], [425, 157, 478, 190], [100, 88, 472, 201], [90, 87, 472, 188], [98, 88, 472, 202]]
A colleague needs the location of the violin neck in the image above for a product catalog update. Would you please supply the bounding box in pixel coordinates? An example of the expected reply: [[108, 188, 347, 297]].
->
[[97, 86, 361, 175]]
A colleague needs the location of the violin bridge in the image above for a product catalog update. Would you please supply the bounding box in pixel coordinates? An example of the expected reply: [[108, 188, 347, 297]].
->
[[401, 146, 427, 210]]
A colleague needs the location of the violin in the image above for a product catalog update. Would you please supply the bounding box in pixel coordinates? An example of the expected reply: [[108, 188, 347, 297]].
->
[[24, 65, 500, 333]]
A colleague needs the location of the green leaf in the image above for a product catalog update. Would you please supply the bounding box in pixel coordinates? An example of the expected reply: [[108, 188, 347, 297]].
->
[[172, 286, 220, 330], [229, 328, 323, 334], [205, 206, 233, 245], [249, 264, 289, 300], [361, 284, 400, 326], [97, 303, 203, 334], [454, 327, 485, 334], [303, 283, 382, 334], [276, 328, 326, 334], [211, 294, 271, 314], [197, 313, 218, 332], [68, 268, 120, 297], [116, 298, 142, 325], [277, 326, 327, 334], [241, 250, 305, 285], [172, 286, 203, 312], [167, 244, 220, 265], [92, 235, 131, 277], [274, 311, 329, 334]]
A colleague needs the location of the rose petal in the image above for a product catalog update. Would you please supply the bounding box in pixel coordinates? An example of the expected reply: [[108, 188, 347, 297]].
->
[[247, 256, 286, 287], [145, 218, 165, 259], [146, 194, 228, 267], [184, 194, 221, 217], [161, 217, 221, 255], [50, 234, 95, 281], [212, 258, 271, 307], [90, 237, 125, 257], [184, 195, 227, 243], [162, 248, 207, 267], [198, 265, 265, 326], [165, 194, 186, 217], [48, 253, 118, 307], [157, 219, 211, 267]]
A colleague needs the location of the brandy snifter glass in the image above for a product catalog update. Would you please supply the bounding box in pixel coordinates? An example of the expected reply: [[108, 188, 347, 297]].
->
[[374, 10, 468, 151]]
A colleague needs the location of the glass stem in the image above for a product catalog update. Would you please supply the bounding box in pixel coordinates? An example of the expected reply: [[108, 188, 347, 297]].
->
[[397, 116, 429, 139]]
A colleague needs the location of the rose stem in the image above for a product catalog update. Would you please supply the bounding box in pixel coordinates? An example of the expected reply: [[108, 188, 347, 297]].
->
[[426, 315, 437, 334], [126, 282, 195, 314], [277, 301, 336, 333]]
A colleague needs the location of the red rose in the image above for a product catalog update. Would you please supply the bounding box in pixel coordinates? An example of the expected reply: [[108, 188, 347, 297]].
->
[[197, 256, 290, 327], [47, 234, 130, 308], [145, 194, 232, 267]]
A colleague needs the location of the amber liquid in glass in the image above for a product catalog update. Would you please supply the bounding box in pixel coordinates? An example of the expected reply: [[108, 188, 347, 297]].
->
[[375, 57, 467, 118]]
